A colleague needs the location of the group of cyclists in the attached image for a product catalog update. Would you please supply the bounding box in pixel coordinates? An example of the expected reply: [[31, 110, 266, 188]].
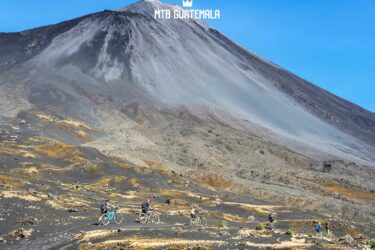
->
[[99, 200, 333, 237], [268, 213, 332, 237], [99, 198, 203, 226], [314, 221, 332, 237]]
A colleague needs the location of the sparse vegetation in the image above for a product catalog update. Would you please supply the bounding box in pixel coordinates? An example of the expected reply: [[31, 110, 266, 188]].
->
[[256, 223, 265, 230], [128, 178, 139, 187], [0, 174, 21, 187], [0, 83, 374, 249], [368, 239, 375, 249], [33, 142, 85, 163], [177, 211, 184, 216], [218, 220, 229, 228], [192, 171, 232, 189]]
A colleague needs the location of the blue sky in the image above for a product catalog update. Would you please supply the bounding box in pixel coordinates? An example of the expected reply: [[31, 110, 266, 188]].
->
[[0, 0, 374, 112]]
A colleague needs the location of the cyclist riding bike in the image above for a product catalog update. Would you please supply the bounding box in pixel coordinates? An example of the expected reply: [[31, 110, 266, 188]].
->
[[141, 199, 151, 215], [189, 207, 206, 226], [139, 199, 160, 224], [98, 199, 124, 225], [191, 207, 196, 219], [101, 200, 114, 215], [268, 213, 276, 230]]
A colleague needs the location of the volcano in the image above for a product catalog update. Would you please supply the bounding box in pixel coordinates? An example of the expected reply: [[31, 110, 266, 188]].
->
[[1, 1, 375, 248], [0, 0, 374, 163]]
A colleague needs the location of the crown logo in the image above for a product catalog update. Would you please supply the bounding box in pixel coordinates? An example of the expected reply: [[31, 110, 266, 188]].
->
[[182, 0, 193, 8]]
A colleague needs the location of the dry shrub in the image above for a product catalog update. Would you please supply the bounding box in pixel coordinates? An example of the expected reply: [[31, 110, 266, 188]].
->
[[34, 142, 85, 163], [0, 174, 22, 187], [170, 199, 190, 207], [128, 178, 139, 187]]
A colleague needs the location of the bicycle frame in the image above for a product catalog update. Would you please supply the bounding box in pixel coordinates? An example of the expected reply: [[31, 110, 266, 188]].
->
[[106, 210, 116, 221], [191, 215, 204, 225], [146, 211, 153, 221], [196, 216, 202, 223]]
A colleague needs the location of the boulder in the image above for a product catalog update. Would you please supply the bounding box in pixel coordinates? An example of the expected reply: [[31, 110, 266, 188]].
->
[[338, 234, 356, 246]]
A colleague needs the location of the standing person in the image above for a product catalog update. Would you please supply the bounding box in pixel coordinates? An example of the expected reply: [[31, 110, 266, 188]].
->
[[314, 221, 322, 237], [141, 199, 151, 215], [268, 213, 276, 230], [324, 222, 332, 237]]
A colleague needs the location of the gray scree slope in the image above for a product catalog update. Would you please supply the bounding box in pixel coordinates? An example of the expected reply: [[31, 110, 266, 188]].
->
[[0, 0, 374, 164]]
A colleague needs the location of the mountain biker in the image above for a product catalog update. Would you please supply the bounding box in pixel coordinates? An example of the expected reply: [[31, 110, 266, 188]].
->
[[267, 213, 277, 230], [101, 199, 114, 215], [324, 222, 329, 232], [323, 222, 332, 236], [268, 213, 276, 223], [141, 199, 151, 215], [314, 221, 321, 234], [191, 207, 196, 219]]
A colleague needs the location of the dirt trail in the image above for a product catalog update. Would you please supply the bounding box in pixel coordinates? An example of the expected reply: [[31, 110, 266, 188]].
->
[[0, 111, 374, 249]]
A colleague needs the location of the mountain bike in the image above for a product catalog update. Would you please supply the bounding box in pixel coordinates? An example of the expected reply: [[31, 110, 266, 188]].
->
[[190, 215, 207, 226], [98, 208, 124, 226], [138, 210, 160, 224]]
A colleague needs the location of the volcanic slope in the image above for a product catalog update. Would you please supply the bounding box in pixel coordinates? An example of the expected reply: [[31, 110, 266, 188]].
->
[[0, 110, 374, 249], [0, 0, 374, 164]]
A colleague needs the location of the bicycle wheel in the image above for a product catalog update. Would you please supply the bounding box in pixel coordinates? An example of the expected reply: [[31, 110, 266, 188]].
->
[[200, 217, 207, 226], [99, 214, 110, 226], [190, 218, 196, 225], [151, 213, 160, 224], [114, 213, 124, 224], [139, 213, 148, 224]]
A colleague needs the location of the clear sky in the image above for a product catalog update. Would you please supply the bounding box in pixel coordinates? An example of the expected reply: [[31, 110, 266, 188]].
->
[[0, 0, 374, 112]]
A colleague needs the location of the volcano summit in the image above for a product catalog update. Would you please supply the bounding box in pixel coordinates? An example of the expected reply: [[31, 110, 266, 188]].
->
[[1, 0, 374, 164]]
